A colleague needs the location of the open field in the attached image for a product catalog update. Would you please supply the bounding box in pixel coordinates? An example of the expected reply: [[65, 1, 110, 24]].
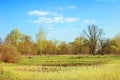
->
[[0, 55, 120, 80]]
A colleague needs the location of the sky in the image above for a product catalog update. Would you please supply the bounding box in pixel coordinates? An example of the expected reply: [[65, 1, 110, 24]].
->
[[0, 0, 120, 42]]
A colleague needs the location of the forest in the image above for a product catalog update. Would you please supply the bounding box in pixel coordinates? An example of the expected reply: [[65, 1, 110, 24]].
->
[[0, 24, 120, 63]]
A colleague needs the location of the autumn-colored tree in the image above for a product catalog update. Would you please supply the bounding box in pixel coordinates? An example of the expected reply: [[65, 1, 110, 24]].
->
[[71, 36, 85, 54], [0, 45, 21, 63], [18, 34, 37, 55], [58, 42, 73, 55], [1, 29, 21, 62], [44, 40, 55, 55]]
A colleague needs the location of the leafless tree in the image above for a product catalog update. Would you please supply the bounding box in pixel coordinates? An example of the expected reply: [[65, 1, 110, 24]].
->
[[84, 25, 104, 55]]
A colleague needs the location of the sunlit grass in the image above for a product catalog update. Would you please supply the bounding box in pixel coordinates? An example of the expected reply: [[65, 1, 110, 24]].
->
[[0, 55, 120, 80]]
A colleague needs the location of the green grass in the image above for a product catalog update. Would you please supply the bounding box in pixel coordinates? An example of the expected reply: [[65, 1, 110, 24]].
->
[[18, 55, 115, 66], [0, 55, 120, 80]]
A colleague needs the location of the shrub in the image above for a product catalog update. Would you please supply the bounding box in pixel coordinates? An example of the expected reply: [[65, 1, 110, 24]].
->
[[0, 45, 21, 63]]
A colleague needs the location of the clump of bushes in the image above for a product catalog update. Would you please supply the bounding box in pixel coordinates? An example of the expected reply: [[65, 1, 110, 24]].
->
[[0, 46, 21, 63]]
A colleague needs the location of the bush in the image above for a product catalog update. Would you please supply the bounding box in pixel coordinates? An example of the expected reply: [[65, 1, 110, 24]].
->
[[0, 46, 21, 63]]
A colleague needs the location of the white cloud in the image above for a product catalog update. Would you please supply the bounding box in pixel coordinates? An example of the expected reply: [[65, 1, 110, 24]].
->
[[64, 18, 79, 22], [83, 19, 97, 24], [54, 16, 64, 23], [32, 16, 79, 24], [55, 5, 76, 10], [28, 9, 79, 24], [28, 10, 62, 17], [28, 10, 49, 16], [67, 5, 76, 9], [33, 17, 53, 23]]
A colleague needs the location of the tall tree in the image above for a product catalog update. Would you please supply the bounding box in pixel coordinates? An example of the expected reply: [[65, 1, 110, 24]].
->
[[5, 29, 21, 47], [36, 28, 47, 55], [110, 33, 120, 55], [18, 34, 33, 55], [84, 25, 104, 55]]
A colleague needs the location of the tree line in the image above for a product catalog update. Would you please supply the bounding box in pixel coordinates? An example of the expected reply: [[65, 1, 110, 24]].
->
[[0, 24, 120, 62]]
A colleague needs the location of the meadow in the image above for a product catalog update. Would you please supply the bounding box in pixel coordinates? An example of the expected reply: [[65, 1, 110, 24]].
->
[[0, 55, 120, 80]]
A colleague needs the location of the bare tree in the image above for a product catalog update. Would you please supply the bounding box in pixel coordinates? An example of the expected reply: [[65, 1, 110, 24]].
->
[[84, 25, 104, 55]]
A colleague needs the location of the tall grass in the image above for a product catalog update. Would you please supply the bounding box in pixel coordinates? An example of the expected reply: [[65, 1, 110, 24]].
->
[[0, 55, 120, 80]]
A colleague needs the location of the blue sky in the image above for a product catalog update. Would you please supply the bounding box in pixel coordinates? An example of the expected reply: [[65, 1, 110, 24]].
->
[[0, 0, 120, 42]]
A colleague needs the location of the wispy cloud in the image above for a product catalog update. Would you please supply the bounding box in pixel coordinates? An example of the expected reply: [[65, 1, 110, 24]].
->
[[82, 19, 97, 24], [64, 18, 79, 22], [28, 10, 49, 16], [56, 5, 77, 10], [32, 16, 79, 24], [28, 8, 79, 24], [67, 5, 76, 9], [33, 17, 53, 23], [28, 10, 62, 16], [28, 10, 97, 25]]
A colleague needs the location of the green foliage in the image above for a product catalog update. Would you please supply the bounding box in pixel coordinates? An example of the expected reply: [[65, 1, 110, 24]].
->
[[110, 34, 120, 55], [36, 28, 47, 55], [71, 36, 85, 54], [5, 29, 21, 47]]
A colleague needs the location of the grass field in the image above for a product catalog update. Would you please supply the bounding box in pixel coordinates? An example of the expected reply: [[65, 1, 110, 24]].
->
[[0, 55, 120, 80]]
